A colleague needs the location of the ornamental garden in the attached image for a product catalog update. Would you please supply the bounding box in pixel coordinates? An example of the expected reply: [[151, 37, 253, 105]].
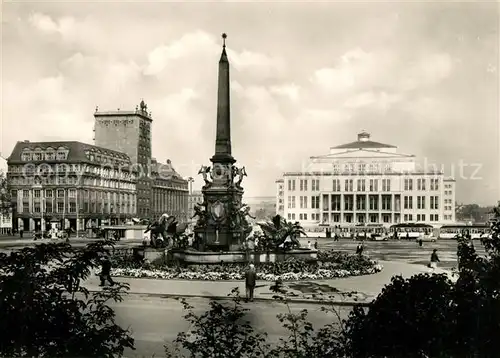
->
[[109, 215, 384, 282]]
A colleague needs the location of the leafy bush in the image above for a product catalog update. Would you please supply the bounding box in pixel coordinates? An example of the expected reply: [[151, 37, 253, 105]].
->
[[166, 288, 348, 358], [0, 240, 135, 357], [343, 273, 455, 358], [165, 288, 270, 358], [343, 203, 500, 358]]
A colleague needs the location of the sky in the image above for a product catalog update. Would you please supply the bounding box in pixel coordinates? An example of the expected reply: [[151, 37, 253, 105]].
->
[[1, 0, 499, 205]]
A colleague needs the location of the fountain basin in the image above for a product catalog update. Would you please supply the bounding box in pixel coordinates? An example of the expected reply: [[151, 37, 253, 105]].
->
[[170, 248, 318, 264]]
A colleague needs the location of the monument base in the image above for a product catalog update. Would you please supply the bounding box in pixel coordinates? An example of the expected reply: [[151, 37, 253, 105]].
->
[[194, 226, 251, 252], [171, 248, 318, 264]]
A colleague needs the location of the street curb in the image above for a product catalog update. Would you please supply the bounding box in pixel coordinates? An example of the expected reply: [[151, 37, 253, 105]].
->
[[88, 290, 371, 307]]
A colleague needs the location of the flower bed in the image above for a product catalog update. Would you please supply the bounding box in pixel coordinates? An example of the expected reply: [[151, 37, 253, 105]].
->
[[109, 249, 383, 281]]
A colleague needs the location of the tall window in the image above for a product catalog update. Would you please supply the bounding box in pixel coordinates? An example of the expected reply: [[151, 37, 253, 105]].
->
[[311, 179, 320, 191], [369, 179, 378, 192], [300, 179, 307, 191], [417, 178, 426, 191], [404, 196, 413, 209], [291, 196, 296, 208], [369, 196, 378, 210], [416, 196, 426, 209], [344, 179, 353, 192], [382, 179, 391, 191], [356, 179, 366, 192], [332, 179, 341, 192], [404, 178, 413, 191], [430, 196, 439, 210], [430, 178, 439, 191], [311, 196, 320, 209]]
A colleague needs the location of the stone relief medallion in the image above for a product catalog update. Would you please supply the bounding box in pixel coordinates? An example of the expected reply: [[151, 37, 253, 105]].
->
[[210, 200, 226, 221]]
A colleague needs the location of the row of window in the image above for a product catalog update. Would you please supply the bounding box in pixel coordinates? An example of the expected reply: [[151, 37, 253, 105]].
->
[[20, 200, 136, 215], [444, 190, 453, 195], [331, 162, 393, 173], [12, 164, 135, 179], [321, 194, 395, 211], [320, 213, 393, 224], [403, 178, 440, 191], [332, 179, 392, 192], [402, 214, 441, 222], [9, 176, 136, 190], [15, 189, 135, 201], [21, 148, 69, 161], [403, 196, 440, 210], [287, 178, 446, 192]]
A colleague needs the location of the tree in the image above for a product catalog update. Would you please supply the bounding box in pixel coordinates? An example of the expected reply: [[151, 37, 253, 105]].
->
[[0, 170, 12, 216], [0, 239, 135, 357], [343, 203, 500, 358]]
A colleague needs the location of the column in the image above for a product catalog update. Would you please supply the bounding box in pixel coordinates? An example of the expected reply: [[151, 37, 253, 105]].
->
[[340, 193, 344, 225], [391, 194, 395, 224], [378, 194, 382, 223], [353, 194, 357, 224]]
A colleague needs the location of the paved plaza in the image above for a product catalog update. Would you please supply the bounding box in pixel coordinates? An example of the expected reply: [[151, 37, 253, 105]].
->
[[112, 294, 349, 357]]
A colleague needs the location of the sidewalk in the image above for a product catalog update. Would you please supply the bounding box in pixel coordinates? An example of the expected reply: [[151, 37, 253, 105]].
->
[[83, 261, 456, 306]]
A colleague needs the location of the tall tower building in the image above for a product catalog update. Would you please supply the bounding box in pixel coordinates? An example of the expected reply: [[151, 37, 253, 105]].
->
[[93, 101, 153, 218]]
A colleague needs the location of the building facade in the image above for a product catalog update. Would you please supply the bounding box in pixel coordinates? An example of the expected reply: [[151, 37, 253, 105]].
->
[[7, 141, 137, 232], [151, 158, 189, 220], [93, 101, 153, 218], [94, 101, 188, 219], [276, 131, 456, 228], [188, 190, 204, 222], [0, 156, 12, 234]]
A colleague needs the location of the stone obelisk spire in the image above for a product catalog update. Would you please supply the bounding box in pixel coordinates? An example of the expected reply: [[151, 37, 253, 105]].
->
[[211, 33, 236, 164]]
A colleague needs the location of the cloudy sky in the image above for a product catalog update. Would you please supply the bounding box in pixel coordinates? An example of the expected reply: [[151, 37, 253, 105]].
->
[[1, 0, 499, 205]]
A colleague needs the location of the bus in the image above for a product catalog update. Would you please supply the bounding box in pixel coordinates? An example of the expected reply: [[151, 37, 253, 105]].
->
[[389, 223, 435, 241], [438, 224, 491, 240]]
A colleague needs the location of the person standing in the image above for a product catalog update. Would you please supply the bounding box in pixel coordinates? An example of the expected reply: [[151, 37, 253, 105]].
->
[[307, 240, 312, 249], [429, 249, 440, 272], [356, 242, 364, 256], [245, 263, 257, 302], [99, 254, 115, 287], [314, 240, 318, 249]]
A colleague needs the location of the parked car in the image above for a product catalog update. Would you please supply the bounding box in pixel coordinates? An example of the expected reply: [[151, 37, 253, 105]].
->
[[417, 234, 437, 243]]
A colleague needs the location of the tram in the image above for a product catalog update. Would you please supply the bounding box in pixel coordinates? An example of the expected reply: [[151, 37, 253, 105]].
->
[[389, 223, 435, 240], [438, 224, 491, 240]]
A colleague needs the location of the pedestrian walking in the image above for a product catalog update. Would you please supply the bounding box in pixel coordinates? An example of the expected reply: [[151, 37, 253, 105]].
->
[[245, 263, 257, 302], [19, 229, 23, 238], [314, 240, 318, 249], [99, 254, 115, 287], [429, 249, 440, 272], [307, 240, 312, 249]]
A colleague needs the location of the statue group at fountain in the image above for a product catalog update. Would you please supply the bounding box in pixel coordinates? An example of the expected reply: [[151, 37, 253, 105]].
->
[[193, 164, 255, 236], [144, 214, 190, 249], [198, 164, 247, 190]]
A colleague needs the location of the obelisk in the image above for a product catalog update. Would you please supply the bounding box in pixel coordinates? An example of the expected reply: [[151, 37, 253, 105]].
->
[[194, 33, 251, 252], [211, 33, 235, 165]]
